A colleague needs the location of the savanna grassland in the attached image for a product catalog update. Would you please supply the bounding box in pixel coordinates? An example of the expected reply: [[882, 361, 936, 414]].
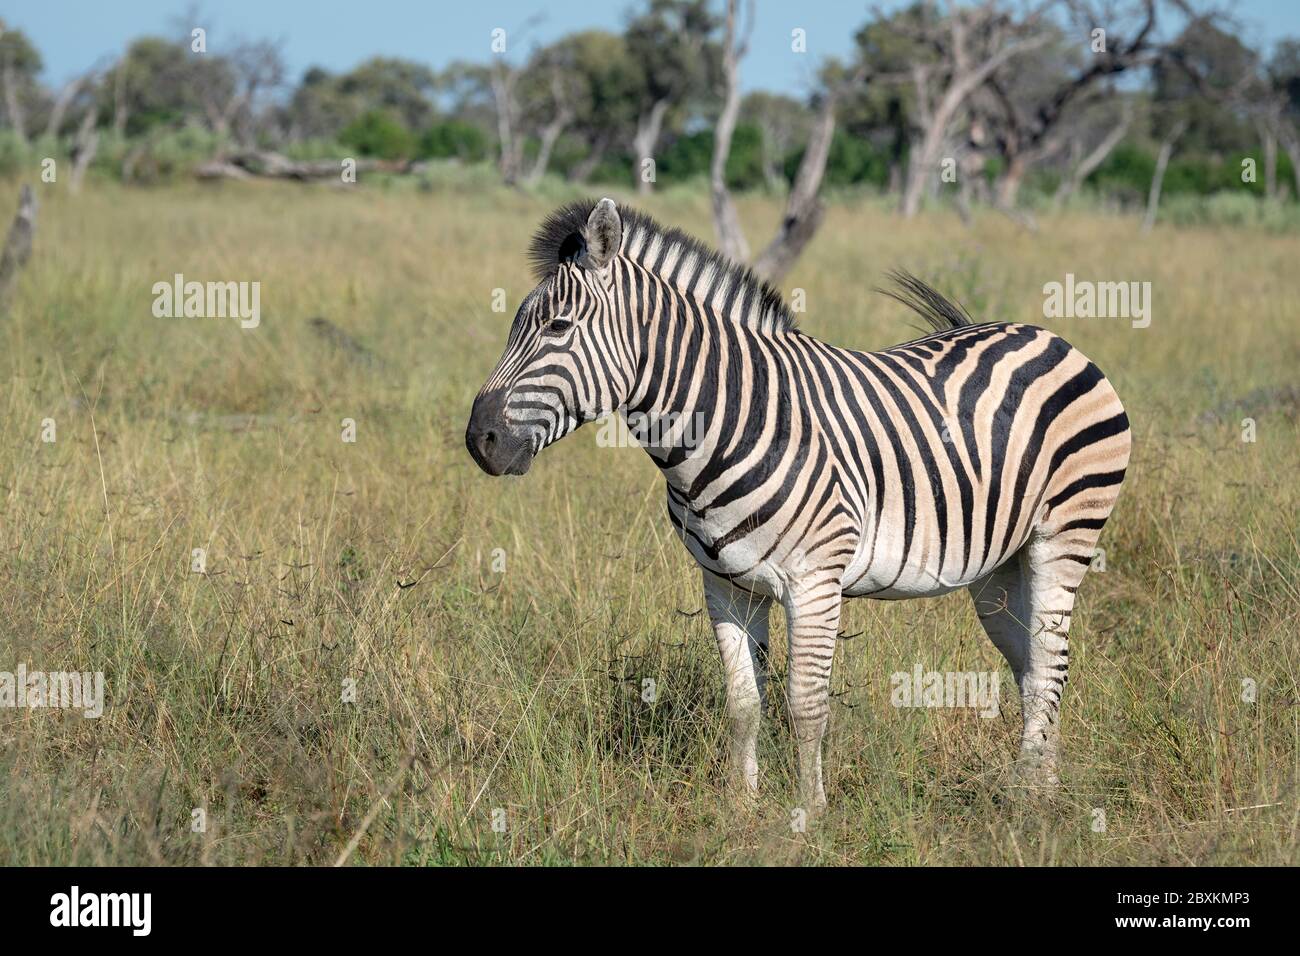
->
[[0, 173, 1296, 865]]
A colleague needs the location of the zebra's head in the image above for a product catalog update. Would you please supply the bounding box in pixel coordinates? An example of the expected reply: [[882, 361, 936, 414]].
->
[[466, 198, 633, 476]]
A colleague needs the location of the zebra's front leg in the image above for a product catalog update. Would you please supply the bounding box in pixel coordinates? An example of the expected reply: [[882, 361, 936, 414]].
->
[[783, 573, 844, 812], [703, 572, 772, 798]]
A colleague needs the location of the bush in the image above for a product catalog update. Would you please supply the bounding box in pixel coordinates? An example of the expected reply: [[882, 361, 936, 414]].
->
[[654, 123, 768, 191], [655, 130, 712, 185], [1160, 191, 1300, 232], [91, 126, 228, 185], [0, 130, 34, 178], [419, 121, 489, 162], [339, 110, 416, 160], [1088, 143, 1156, 205], [790, 130, 889, 189], [1091, 145, 1297, 205]]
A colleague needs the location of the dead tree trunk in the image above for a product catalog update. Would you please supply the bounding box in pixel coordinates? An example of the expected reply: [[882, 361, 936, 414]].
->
[[113, 63, 129, 137], [750, 76, 853, 283], [1, 58, 27, 145], [1279, 123, 1300, 201], [632, 99, 669, 195], [69, 110, 99, 194], [0, 185, 36, 313], [994, 153, 1030, 209], [1052, 108, 1132, 208], [1257, 117, 1278, 200], [523, 115, 568, 186], [568, 133, 610, 183], [1141, 120, 1186, 233], [490, 63, 522, 186], [523, 73, 574, 188], [45, 75, 86, 140], [709, 0, 753, 263]]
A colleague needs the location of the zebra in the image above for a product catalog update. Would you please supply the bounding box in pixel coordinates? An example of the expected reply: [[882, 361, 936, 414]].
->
[[466, 198, 1131, 809]]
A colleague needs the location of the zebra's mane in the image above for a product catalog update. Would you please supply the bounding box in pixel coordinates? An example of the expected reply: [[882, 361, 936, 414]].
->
[[529, 199, 796, 335]]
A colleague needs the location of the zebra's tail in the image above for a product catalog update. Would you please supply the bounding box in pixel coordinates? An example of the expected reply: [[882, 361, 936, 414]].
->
[[877, 270, 974, 332]]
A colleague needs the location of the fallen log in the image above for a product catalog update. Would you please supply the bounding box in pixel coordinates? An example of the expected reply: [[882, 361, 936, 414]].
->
[[195, 150, 423, 182]]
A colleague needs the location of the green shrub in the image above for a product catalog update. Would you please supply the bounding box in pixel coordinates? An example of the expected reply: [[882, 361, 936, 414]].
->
[[419, 121, 489, 162], [1161, 191, 1300, 232], [92, 126, 228, 184], [0, 130, 35, 178], [339, 109, 416, 160]]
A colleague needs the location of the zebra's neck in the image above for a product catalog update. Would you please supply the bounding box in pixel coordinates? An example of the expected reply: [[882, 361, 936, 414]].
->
[[621, 264, 798, 500]]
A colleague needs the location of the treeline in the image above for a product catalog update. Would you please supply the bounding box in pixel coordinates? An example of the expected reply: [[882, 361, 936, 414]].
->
[[2, 1, 1298, 250]]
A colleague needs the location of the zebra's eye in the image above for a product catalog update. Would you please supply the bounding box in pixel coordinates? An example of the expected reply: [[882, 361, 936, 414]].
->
[[544, 317, 573, 335]]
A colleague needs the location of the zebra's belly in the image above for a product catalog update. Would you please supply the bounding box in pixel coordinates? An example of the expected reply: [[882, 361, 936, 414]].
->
[[669, 493, 1000, 603], [841, 570, 969, 600], [840, 549, 974, 599], [839, 514, 1026, 600]]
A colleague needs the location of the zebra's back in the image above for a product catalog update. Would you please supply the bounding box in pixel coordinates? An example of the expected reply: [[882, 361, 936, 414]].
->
[[820, 321, 1130, 599]]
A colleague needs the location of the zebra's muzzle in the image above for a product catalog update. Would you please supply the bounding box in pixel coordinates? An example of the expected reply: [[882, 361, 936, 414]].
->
[[466, 389, 534, 477]]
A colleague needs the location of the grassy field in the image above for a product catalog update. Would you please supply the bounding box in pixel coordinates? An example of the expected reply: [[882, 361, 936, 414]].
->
[[0, 175, 1296, 865]]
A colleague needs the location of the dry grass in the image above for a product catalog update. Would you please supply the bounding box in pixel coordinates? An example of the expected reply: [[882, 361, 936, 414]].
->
[[0, 176, 1296, 865]]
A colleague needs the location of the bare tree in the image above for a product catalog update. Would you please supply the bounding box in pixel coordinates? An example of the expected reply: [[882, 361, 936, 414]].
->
[[1141, 117, 1186, 231], [188, 40, 286, 145], [490, 62, 524, 184], [69, 108, 99, 194], [523, 68, 576, 187], [709, 0, 754, 262], [226, 40, 286, 146], [45, 73, 90, 140], [567, 131, 612, 183], [980, 0, 1165, 209], [1242, 42, 1300, 201], [743, 93, 810, 192], [1, 51, 27, 144], [486, 15, 545, 187], [1052, 101, 1133, 207], [1253, 113, 1277, 199], [751, 66, 868, 282], [112, 57, 129, 136], [704, 1, 865, 281], [890, 2, 1051, 218], [626, 0, 718, 195], [631, 100, 669, 196], [1276, 115, 1300, 201]]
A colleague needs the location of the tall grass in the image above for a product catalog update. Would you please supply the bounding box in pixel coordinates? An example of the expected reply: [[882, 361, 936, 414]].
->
[[0, 177, 1295, 864]]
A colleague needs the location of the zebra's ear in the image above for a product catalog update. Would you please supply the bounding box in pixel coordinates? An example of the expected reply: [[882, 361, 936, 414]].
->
[[584, 198, 622, 270]]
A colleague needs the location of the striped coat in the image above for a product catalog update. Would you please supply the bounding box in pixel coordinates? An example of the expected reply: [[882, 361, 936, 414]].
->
[[468, 199, 1130, 807]]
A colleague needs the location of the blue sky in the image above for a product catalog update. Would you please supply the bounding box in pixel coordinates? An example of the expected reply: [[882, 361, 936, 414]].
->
[[10, 1, 1300, 95]]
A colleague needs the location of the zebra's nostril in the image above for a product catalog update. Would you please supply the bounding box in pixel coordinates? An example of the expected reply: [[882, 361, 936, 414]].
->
[[482, 429, 497, 450]]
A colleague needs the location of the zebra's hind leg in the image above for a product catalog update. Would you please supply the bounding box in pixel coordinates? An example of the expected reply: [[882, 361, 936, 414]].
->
[[970, 534, 1086, 789], [703, 572, 772, 799], [782, 571, 844, 812]]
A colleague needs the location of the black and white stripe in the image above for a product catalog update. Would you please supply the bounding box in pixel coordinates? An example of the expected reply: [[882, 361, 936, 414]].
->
[[468, 198, 1131, 805]]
